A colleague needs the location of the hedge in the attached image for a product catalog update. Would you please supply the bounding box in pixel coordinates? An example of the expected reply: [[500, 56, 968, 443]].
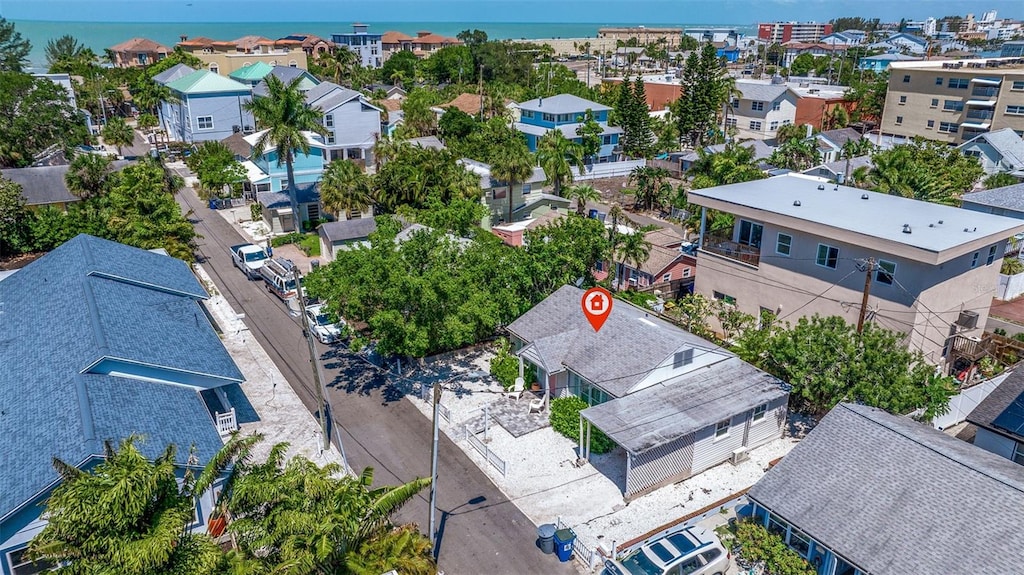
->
[[549, 396, 615, 454]]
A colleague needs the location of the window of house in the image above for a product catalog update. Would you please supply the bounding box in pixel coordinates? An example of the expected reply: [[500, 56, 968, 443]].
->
[[662, 273, 672, 282], [898, 95, 907, 104], [542, 112, 555, 122], [943, 100, 964, 111], [682, 267, 691, 278], [749, 120, 762, 130], [289, 59, 297, 67], [769, 121, 779, 130], [196, 116, 214, 130], [324, 114, 334, 127], [927, 120, 935, 129], [725, 118, 737, 127], [751, 101, 764, 111], [673, 349, 695, 367], [752, 403, 768, 422], [987, 245, 998, 265], [7, 547, 54, 574], [971, 251, 979, 268], [902, 74, 911, 83], [569, 372, 610, 406], [1012, 81, 1024, 91], [949, 78, 969, 89], [602, 135, 613, 145], [738, 220, 763, 247], [788, 529, 811, 558], [875, 259, 896, 285], [935, 77, 943, 85], [327, 133, 336, 145], [522, 183, 532, 195], [782, 119, 791, 125], [1007, 105, 1024, 115], [816, 243, 839, 269], [1013, 442, 1024, 466], [776, 233, 792, 256], [895, 116, 903, 125], [939, 122, 959, 133], [930, 98, 939, 107], [772, 101, 781, 111], [714, 419, 730, 439], [492, 187, 507, 200], [767, 514, 787, 537], [964, 149, 981, 158], [713, 291, 736, 305]]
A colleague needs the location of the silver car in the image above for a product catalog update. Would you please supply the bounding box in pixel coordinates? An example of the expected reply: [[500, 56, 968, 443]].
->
[[305, 304, 345, 344], [602, 527, 729, 575]]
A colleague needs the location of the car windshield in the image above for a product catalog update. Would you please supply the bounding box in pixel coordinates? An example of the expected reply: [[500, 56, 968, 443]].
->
[[285, 279, 296, 291], [314, 314, 330, 326], [619, 550, 662, 575], [245, 251, 267, 262]]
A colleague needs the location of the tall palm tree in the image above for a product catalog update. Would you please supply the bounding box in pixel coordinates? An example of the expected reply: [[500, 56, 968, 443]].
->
[[839, 137, 875, 185], [320, 159, 374, 219], [316, 47, 360, 86], [28, 433, 261, 575], [614, 229, 652, 291], [536, 130, 585, 196], [489, 142, 534, 223], [101, 117, 135, 158], [244, 75, 327, 226], [65, 153, 113, 199], [567, 184, 601, 216]]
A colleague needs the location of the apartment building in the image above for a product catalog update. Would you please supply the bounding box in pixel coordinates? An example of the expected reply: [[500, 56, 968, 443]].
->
[[757, 22, 832, 44], [331, 23, 383, 69], [728, 81, 798, 141], [176, 35, 308, 75], [381, 30, 462, 60], [598, 26, 682, 44], [688, 173, 1024, 364], [880, 57, 1024, 144]]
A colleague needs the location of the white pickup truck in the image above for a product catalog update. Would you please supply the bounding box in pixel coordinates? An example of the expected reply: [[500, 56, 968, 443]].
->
[[230, 243, 269, 280]]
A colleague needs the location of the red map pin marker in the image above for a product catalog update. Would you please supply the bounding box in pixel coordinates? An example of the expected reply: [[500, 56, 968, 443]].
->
[[581, 287, 613, 332]]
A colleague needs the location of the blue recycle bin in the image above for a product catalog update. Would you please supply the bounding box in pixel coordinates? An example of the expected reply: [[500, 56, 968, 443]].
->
[[554, 528, 575, 562], [208, 199, 218, 210]]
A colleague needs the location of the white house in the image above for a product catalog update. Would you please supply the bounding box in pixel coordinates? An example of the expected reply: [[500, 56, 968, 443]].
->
[[728, 81, 798, 141], [958, 128, 1024, 178], [304, 81, 383, 166]]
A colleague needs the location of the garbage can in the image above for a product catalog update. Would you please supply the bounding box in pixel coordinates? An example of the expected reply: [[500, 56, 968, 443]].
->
[[553, 528, 575, 562], [537, 524, 556, 554], [588, 208, 599, 219], [208, 199, 218, 210], [310, 259, 320, 270]]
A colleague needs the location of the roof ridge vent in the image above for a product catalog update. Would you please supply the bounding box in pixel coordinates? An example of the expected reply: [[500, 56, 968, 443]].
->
[[902, 224, 912, 234]]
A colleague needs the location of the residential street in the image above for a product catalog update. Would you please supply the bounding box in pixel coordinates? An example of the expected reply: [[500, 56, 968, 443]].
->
[[172, 172, 577, 575]]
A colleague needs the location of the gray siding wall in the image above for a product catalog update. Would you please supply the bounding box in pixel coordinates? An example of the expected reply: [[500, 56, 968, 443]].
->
[[745, 396, 788, 448], [974, 427, 1018, 461], [626, 433, 695, 500], [325, 99, 381, 150], [182, 93, 254, 143], [690, 396, 787, 474]]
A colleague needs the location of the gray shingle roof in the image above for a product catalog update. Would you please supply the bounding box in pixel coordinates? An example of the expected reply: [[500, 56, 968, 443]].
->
[[967, 369, 1024, 441], [0, 235, 242, 520], [816, 128, 863, 150], [152, 63, 195, 85], [961, 182, 1024, 212], [257, 183, 320, 209], [582, 357, 787, 454], [506, 285, 731, 397], [705, 140, 775, 160], [958, 128, 1024, 172], [517, 93, 611, 115], [736, 81, 790, 102], [748, 403, 1024, 575], [2, 161, 132, 206], [319, 218, 377, 243], [801, 155, 874, 178]]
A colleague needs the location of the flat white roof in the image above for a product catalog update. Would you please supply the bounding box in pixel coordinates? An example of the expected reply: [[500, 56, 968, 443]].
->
[[689, 173, 1024, 257]]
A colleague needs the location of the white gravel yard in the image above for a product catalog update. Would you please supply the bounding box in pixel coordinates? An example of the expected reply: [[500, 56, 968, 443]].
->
[[407, 361, 803, 571]]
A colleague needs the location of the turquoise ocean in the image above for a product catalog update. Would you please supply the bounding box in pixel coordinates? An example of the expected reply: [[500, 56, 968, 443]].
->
[[13, 20, 756, 71]]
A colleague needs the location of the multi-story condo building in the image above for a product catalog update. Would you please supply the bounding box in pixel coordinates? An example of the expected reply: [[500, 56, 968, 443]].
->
[[598, 26, 682, 44], [880, 57, 1024, 144], [688, 173, 1024, 364], [514, 94, 621, 163], [331, 23, 383, 69], [381, 31, 462, 61], [757, 22, 832, 43], [727, 81, 798, 141], [176, 35, 308, 76]]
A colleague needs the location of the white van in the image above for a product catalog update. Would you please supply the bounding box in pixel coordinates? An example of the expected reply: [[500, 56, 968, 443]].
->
[[259, 257, 301, 300]]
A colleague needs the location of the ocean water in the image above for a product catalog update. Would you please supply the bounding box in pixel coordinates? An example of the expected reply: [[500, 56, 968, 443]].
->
[[13, 20, 756, 70]]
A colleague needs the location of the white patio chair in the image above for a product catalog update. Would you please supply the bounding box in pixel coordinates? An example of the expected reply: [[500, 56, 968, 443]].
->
[[507, 377, 525, 401], [528, 397, 545, 414]]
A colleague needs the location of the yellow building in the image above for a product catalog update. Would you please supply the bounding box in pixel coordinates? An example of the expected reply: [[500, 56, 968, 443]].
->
[[176, 35, 308, 76]]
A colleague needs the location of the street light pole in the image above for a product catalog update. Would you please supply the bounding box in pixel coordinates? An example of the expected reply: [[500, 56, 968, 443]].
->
[[429, 379, 442, 554]]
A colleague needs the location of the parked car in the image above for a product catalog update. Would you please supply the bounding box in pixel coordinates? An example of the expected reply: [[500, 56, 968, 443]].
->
[[304, 303, 345, 344], [259, 257, 301, 300], [602, 527, 729, 575], [230, 243, 269, 280]]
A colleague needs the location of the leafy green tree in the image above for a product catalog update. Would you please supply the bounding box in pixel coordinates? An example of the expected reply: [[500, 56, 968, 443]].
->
[[244, 75, 327, 221], [615, 77, 654, 158], [28, 433, 261, 575], [735, 314, 954, 418], [844, 71, 887, 123], [65, 153, 114, 199], [984, 172, 1019, 190], [419, 45, 474, 84], [522, 215, 609, 296], [0, 72, 88, 167], [614, 229, 652, 287], [314, 47, 361, 87], [101, 117, 135, 157], [767, 138, 821, 171], [144, 48, 202, 77], [0, 177, 29, 257], [867, 139, 983, 205], [628, 165, 672, 212], [789, 52, 816, 77], [437, 106, 477, 142], [373, 143, 480, 211], [567, 184, 601, 216], [839, 137, 875, 184], [184, 141, 247, 198], [489, 140, 534, 222], [380, 50, 418, 87], [688, 143, 765, 188], [45, 35, 93, 73], [575, 109, 604, 162], [536, 130, 584, 196], [400, 89, 440, 136], [320, 159, 374, 219], [137, 112, 159, 131], [0, 18, 30, 72]]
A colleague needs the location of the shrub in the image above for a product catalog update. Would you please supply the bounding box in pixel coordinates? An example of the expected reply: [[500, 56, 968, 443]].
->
[[1001, 257, 1024, 276], [723, 519, 816, 575], [271, 232, 305, 248], [489, 339, 520, 390], [549, 396, 615, 454], [250, 202, 263, 221], [616, 290, 656, 308]]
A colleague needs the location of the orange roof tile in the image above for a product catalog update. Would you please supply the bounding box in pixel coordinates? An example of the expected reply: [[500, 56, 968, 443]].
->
[[414, 33, 460, 45], [177, 36, 216, 47], [233, 35, 272, 50], [440, 93, 484, 115], [379, 99, 404, 111], [382, 31, 414, 44], [109, 37, 170, 53]]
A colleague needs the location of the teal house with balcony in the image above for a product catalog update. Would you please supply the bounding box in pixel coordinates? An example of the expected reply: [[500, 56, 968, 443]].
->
[[514, 94, 622, 163], [241, 129, 326, 194]]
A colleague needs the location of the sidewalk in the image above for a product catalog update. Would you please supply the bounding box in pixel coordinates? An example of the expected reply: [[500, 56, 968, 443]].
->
[[194, 263, 346, 470]]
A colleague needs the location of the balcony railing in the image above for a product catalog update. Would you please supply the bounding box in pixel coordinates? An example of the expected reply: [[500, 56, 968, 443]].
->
[[965, 110, 995, 121], [700, 236, 760, 267], [971, 86, 999, 98]]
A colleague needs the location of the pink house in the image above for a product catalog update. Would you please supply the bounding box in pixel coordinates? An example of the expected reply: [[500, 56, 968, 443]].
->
[[614, 228, 696, 292]]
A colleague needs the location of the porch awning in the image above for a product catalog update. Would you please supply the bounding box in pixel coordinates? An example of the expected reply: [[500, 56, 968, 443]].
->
[[580, 357, 788, 455], [961, 121, 991, 129]]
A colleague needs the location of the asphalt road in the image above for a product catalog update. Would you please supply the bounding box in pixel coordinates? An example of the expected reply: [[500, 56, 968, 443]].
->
[[173, 172, 577, 575]]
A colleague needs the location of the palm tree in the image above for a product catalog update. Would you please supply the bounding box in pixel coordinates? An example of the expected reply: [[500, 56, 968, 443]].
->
[[536, 130, 584, 196], [839, 137, 875, 185], [28, 433, 261, 574], [244, 75, 327, 226], [629, 165, 672, 212], [65, 153, 114, 199], [321, 159, 374, 219], [614, 229, 652, 291], [489, 142, 534, 223], [101, 116, 135, 157], [316, 47, 360, 86], [567, 184, 601, 216]]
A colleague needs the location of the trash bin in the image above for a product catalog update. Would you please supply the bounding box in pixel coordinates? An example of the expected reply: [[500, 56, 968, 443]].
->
[[537, 524, 556, 554], [208, 199, 218, 210], [554, 528, 575, 562], [310, 259, 320, 270], [588, 208, 599, 219]]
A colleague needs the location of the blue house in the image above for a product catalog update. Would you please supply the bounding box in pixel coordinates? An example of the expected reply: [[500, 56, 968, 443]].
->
[[243, 129, 326, 193], [331, 23, 382, 69], [716, 45, 741, 62], [157, 67, 254, 143], [515, 94, 622, 163], [857, 53, 922, 72], [0, 235, 250, 574], [746, 403, 1024, 575]]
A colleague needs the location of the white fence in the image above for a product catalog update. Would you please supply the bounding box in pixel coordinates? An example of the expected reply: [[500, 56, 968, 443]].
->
[[996, 272, 1024, 301], [932, 371, 1011, 430], [571, 159, 646, 181]]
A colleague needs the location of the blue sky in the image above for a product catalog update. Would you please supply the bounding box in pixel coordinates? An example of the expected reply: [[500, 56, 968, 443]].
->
[[2, 0, 1021, 23]]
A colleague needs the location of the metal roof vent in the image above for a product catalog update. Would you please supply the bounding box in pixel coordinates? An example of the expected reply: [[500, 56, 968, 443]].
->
[[833, 185, 839, 191], [817, 184, 825, 190], [964, 227, 977, 232], [902, 224, 912, 234], [938, 220, 944, 224], [793, 200, 801, 206], [861, 194, 869, 200]]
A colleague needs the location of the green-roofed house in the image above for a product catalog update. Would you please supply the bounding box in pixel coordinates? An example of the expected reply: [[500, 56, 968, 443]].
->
[[157, 69, 255, 143], [228, 61, 274, 86]]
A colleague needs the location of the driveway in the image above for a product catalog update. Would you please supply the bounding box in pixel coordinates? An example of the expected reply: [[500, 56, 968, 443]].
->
[[171, 167, 577, 575]]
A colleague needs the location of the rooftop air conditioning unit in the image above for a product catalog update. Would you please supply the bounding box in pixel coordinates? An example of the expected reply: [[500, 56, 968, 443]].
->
[[243, 125, 254, 134], [232, 125, 241, 133], [730, 447, 750, 465], [957, 310, 979, 330]]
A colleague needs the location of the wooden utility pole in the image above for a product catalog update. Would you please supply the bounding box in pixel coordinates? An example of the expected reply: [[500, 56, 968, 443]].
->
[[857, 257, 875, 333], [293, 267, 330, 449]]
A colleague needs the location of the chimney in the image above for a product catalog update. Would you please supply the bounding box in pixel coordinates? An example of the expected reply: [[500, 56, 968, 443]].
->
[[538, 96, 543, 108], [180, 34, 188, 42]]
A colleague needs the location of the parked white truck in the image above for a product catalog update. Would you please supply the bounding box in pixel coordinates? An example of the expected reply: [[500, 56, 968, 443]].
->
[[230, 244, 269, 280]]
